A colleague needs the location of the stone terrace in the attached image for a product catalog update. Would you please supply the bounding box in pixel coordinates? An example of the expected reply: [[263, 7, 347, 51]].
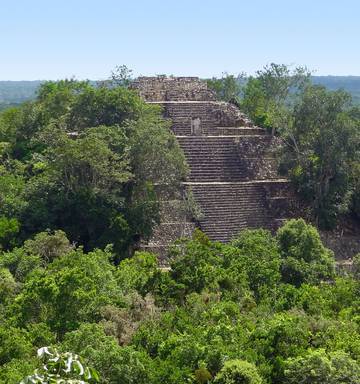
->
[[132, 77, 297, 262]]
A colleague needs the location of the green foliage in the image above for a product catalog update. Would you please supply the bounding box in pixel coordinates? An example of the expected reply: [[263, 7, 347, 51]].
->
[[241, 63, 310, 132], [0, 358, 37, 383], [277, 219, 335, 286], [207, 73, 244, 103], [115, 251, 159, 295], [283, 349, 360, 384], [230, 229, 280, 298], [23, 229, 73, 262], [194, 365, 212, 383], [110, 65, 134, 88], [0, 325, 32, 365], [0, 79, 186, 257], [0, 267, 17, 302], [353, 253, 360, 279], [0, 220, 359, 384], [350, 161, 360, 220], [249, 312, 311, 380], [283, 85, 359, 227], [0, 171, 27, 218], [169, 230, 226, 299], [0, 69, 359, 384], [214, 359, 262, 384], [13, 246, 122, 336], [62, 323, 152, 384], [237, 64, 360, 228], [0, 230, 72, 284], [0, 246, 43, 282], [0, 216, 20, 250]]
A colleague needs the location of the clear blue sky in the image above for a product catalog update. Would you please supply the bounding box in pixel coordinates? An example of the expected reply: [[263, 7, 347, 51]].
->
[[1, 0, 359, 80]]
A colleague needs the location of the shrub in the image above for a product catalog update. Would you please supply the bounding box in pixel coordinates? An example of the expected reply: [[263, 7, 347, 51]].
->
[[277, 219, 335, 286], [214, 359, 262, 384]]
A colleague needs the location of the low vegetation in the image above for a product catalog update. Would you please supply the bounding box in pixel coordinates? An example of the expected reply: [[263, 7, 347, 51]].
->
[[0, 221, 359, 383]]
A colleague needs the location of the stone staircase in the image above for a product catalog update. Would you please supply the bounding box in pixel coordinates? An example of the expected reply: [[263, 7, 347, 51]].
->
[[132, 77, 297, 262], [177, 135, 280, 182], [177, 136, 248, 182], [186, 180, 292, 242]]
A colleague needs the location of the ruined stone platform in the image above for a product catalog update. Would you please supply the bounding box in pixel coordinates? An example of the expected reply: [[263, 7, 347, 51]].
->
[[132, 76, 298, 263]]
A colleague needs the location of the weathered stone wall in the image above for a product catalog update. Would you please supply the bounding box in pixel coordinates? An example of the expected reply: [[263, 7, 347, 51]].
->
[[211, 102, 254, 127], [321, 232, 360, 261], [132, 76, 216, 102], [140, 184, 197, 265], [158, 101, 256, 136], [236, 136, 282, 180]]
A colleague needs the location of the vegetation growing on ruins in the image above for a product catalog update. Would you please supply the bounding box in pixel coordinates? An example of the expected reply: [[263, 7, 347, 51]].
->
[[208, 64, 360, 229], [0, 69, 359, 383], [0, 80, 187, 258]]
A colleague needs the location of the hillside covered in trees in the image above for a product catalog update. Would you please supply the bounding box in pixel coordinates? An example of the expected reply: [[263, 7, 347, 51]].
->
[[0, 81, 42, 111], [0, 66, 359, 383], [312, 76, 360, 104]]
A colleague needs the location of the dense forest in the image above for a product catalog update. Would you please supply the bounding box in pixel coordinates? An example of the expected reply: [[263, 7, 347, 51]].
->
[[0, 66, 359, 383]]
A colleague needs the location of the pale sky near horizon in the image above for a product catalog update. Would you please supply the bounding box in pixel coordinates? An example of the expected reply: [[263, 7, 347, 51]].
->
[[1, 0, 359, 80]]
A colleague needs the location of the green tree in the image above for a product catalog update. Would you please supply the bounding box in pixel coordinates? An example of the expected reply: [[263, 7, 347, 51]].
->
[[0, 80, 187, 257], [283, 349, 360, 384], [0, 216, 20, 250], [241, 63, 310, 133], [350, 160, 360, 220], [0, 267, 17, 303], [249, 312, 311, 381], [282, 86, 359, 227], [230, 229, 280, 299], [0, 230, 72, 282], [0, 325, 32, 365], [353, 253, 360, 280], [62, 323, 153, 384], [110, 65, 133, 88], [115, 251, 159, 295], [0, 358, 37, 384], [23, 229, 73, 263], [13, 247, 122, 336], [214, 359, 262, 384], [277, 219, 335, 286], [207, 73, 244, 103], [169, 230, 225, 299]]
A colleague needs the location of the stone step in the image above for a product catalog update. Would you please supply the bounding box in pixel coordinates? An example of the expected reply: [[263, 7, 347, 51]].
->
[[177, 136, 248, 181], [183, 181, 293, 242], [215, 126, 266, 135]]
